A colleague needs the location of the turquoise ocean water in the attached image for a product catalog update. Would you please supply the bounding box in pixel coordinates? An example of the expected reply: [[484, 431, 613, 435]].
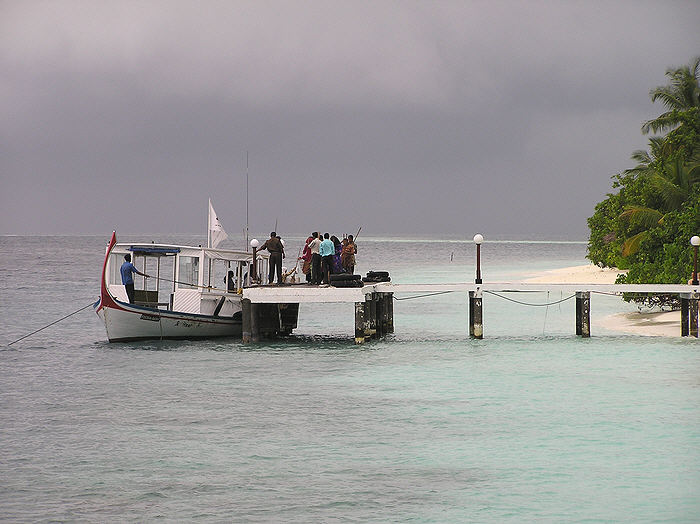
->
[[1, 235, 699, 522]]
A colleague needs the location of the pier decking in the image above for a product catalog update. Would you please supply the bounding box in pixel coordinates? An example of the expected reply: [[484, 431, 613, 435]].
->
[[241, 282, 700, 341]]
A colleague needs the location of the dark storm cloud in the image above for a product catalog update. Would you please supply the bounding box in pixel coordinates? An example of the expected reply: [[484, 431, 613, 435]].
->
[[1, 1, 699, 238]]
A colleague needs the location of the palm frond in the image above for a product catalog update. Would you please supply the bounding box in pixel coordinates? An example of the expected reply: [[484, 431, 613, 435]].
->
[[619, 206, 663, 229], [622, 231, 649, 257], [649, 173, 685, 211], [687, 163, 700, 186], [629, 149, 652, 164], [641, 113, 678, 134], [649, 87, 684, 110]]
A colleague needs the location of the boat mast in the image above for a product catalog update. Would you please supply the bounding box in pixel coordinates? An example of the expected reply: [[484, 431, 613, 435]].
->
[[245, 151, 249, 252]]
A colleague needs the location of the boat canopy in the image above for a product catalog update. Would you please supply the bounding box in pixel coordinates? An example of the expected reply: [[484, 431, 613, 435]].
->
[[204, 248, 262, 262], [129, 246, 181, 255]]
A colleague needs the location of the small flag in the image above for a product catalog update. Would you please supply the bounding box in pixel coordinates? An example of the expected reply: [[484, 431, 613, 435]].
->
[[208, 199, 228, 248]]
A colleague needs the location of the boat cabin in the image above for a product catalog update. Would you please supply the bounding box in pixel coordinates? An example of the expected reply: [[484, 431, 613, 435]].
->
[[105, 242, 269, 315]]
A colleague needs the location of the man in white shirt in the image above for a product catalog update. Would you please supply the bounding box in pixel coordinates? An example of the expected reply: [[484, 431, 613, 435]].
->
[[307, 232, 322, 284]]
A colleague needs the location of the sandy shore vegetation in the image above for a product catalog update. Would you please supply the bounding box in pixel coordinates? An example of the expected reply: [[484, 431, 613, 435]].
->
[[525, 264, 681, 337]]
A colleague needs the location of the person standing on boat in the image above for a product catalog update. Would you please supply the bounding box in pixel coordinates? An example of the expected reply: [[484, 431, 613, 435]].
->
[[259, 232, 284, 284], [120, 254, 149, 304], [225, 270, 236, 292]]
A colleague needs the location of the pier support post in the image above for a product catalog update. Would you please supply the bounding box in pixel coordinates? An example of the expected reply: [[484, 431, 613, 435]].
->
[[681, 294, 690, 337], [363, 295, 372, 339], [375, 293, 384, 338], [241, 298, 252, 343], [576, 291, 590, 338], [355, 301, 366, 344], [690, 293, 699, 338], [369, 293, 378, 339], [380, 293, 391, 336], [469, 288, 483, 339], [250, 302, 260, 343], [387, 293, 394, 333]]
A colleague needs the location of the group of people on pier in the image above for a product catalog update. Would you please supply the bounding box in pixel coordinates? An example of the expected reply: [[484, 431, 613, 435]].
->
[[300, 232, 357, 285], [254, 231, 357, 285]]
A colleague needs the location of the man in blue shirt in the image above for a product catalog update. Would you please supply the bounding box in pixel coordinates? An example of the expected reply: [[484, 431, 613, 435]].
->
[[120, 254, 149, 303], [319, 233, 335, 285]]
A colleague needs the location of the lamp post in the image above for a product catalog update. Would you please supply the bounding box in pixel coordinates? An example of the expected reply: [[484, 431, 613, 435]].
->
[[473, 234, 483, 284], [691, 236, 700, 286], [469, 233, 484, 339], [250, 238, 259, 282]]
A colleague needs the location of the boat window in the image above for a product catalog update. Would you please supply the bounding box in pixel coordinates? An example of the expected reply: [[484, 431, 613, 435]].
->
[[178, 256, 200, 289], [216, 260, 237, 293], [109, 254, 122, 285]]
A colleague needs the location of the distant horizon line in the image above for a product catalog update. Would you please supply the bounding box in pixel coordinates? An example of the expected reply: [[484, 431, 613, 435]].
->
[[0, 232, 589, 244]]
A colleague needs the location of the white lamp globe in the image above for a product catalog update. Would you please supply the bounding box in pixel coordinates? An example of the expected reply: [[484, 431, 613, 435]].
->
[[250, 238, 260, 249], [473, 234, 484, 245], [691, 236, 700, 247]]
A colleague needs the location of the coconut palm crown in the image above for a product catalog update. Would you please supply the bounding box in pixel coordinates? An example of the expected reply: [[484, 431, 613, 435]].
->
[[642, 57, 700, 135]]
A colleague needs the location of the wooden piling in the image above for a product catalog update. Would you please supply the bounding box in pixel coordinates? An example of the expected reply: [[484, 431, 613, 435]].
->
[[690, 294, 699, 338], [681, 295, 690, 337], [575, 293, 582, 336], [469, 289, 483, 339], [380, 293, 389, 336], [250, 302, 260, 342], [369, 293, 378, 338], [241, 298, 252, 343], [387, 293, 394, 333], [354, 301, 365, 344], [375, 293, 384, 338], [576, 291, 590, 338], [363, 296, 372, 339]]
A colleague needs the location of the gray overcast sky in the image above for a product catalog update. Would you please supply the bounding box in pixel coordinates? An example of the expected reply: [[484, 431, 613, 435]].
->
[[1, 1, 699, 239]]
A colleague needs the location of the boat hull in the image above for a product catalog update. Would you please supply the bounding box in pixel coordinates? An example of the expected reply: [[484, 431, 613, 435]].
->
[[95, 299, 241, 342]]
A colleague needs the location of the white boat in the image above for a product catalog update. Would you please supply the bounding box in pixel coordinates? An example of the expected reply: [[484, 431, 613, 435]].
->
[[95, 231, 298, 342]]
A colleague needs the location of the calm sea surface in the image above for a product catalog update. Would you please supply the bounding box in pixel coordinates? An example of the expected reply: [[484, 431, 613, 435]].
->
[[1, 235, 699, 522]]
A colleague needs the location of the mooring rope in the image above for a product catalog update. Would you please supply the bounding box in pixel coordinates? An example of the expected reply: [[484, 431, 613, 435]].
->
[[591, 290, 624, 297], [7, 302, 96, 346], [150, 275, 227, 292], [393, 290, 456, 301], [484, 291, 577, 307], [393, 289, 582, 306]]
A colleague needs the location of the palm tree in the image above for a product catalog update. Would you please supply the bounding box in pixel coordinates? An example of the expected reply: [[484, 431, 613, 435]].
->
[[624, 136, 671, 176], [620, 157, 700, 256], [642, 57, 700, 135]]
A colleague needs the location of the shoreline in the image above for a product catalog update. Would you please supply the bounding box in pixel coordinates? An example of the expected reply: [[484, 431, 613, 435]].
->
[[525, 264, 679, 338], [523, 264, 626, 284], [597, 310, 680, 338]]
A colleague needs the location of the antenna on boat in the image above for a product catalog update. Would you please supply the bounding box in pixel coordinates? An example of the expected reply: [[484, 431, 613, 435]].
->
[[245, 151, 249, 251]]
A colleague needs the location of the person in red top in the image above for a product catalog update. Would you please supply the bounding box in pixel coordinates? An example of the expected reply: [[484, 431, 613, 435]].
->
[[259, 232, 285, 284], [300, 236, 313, 282]]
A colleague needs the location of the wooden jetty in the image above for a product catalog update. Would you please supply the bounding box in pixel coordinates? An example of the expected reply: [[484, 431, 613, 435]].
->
[[241, 282, 700, 342]]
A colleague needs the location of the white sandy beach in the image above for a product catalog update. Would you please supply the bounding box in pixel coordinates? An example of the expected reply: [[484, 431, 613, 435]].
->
[[525, 264, 681, 337], [524, 264, 626, 284]]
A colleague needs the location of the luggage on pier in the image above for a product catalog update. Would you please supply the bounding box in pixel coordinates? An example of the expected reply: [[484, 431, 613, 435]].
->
[[330, 273, 364, 287], [330, 273, 362, 282], [362, 270, 391, 283]]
